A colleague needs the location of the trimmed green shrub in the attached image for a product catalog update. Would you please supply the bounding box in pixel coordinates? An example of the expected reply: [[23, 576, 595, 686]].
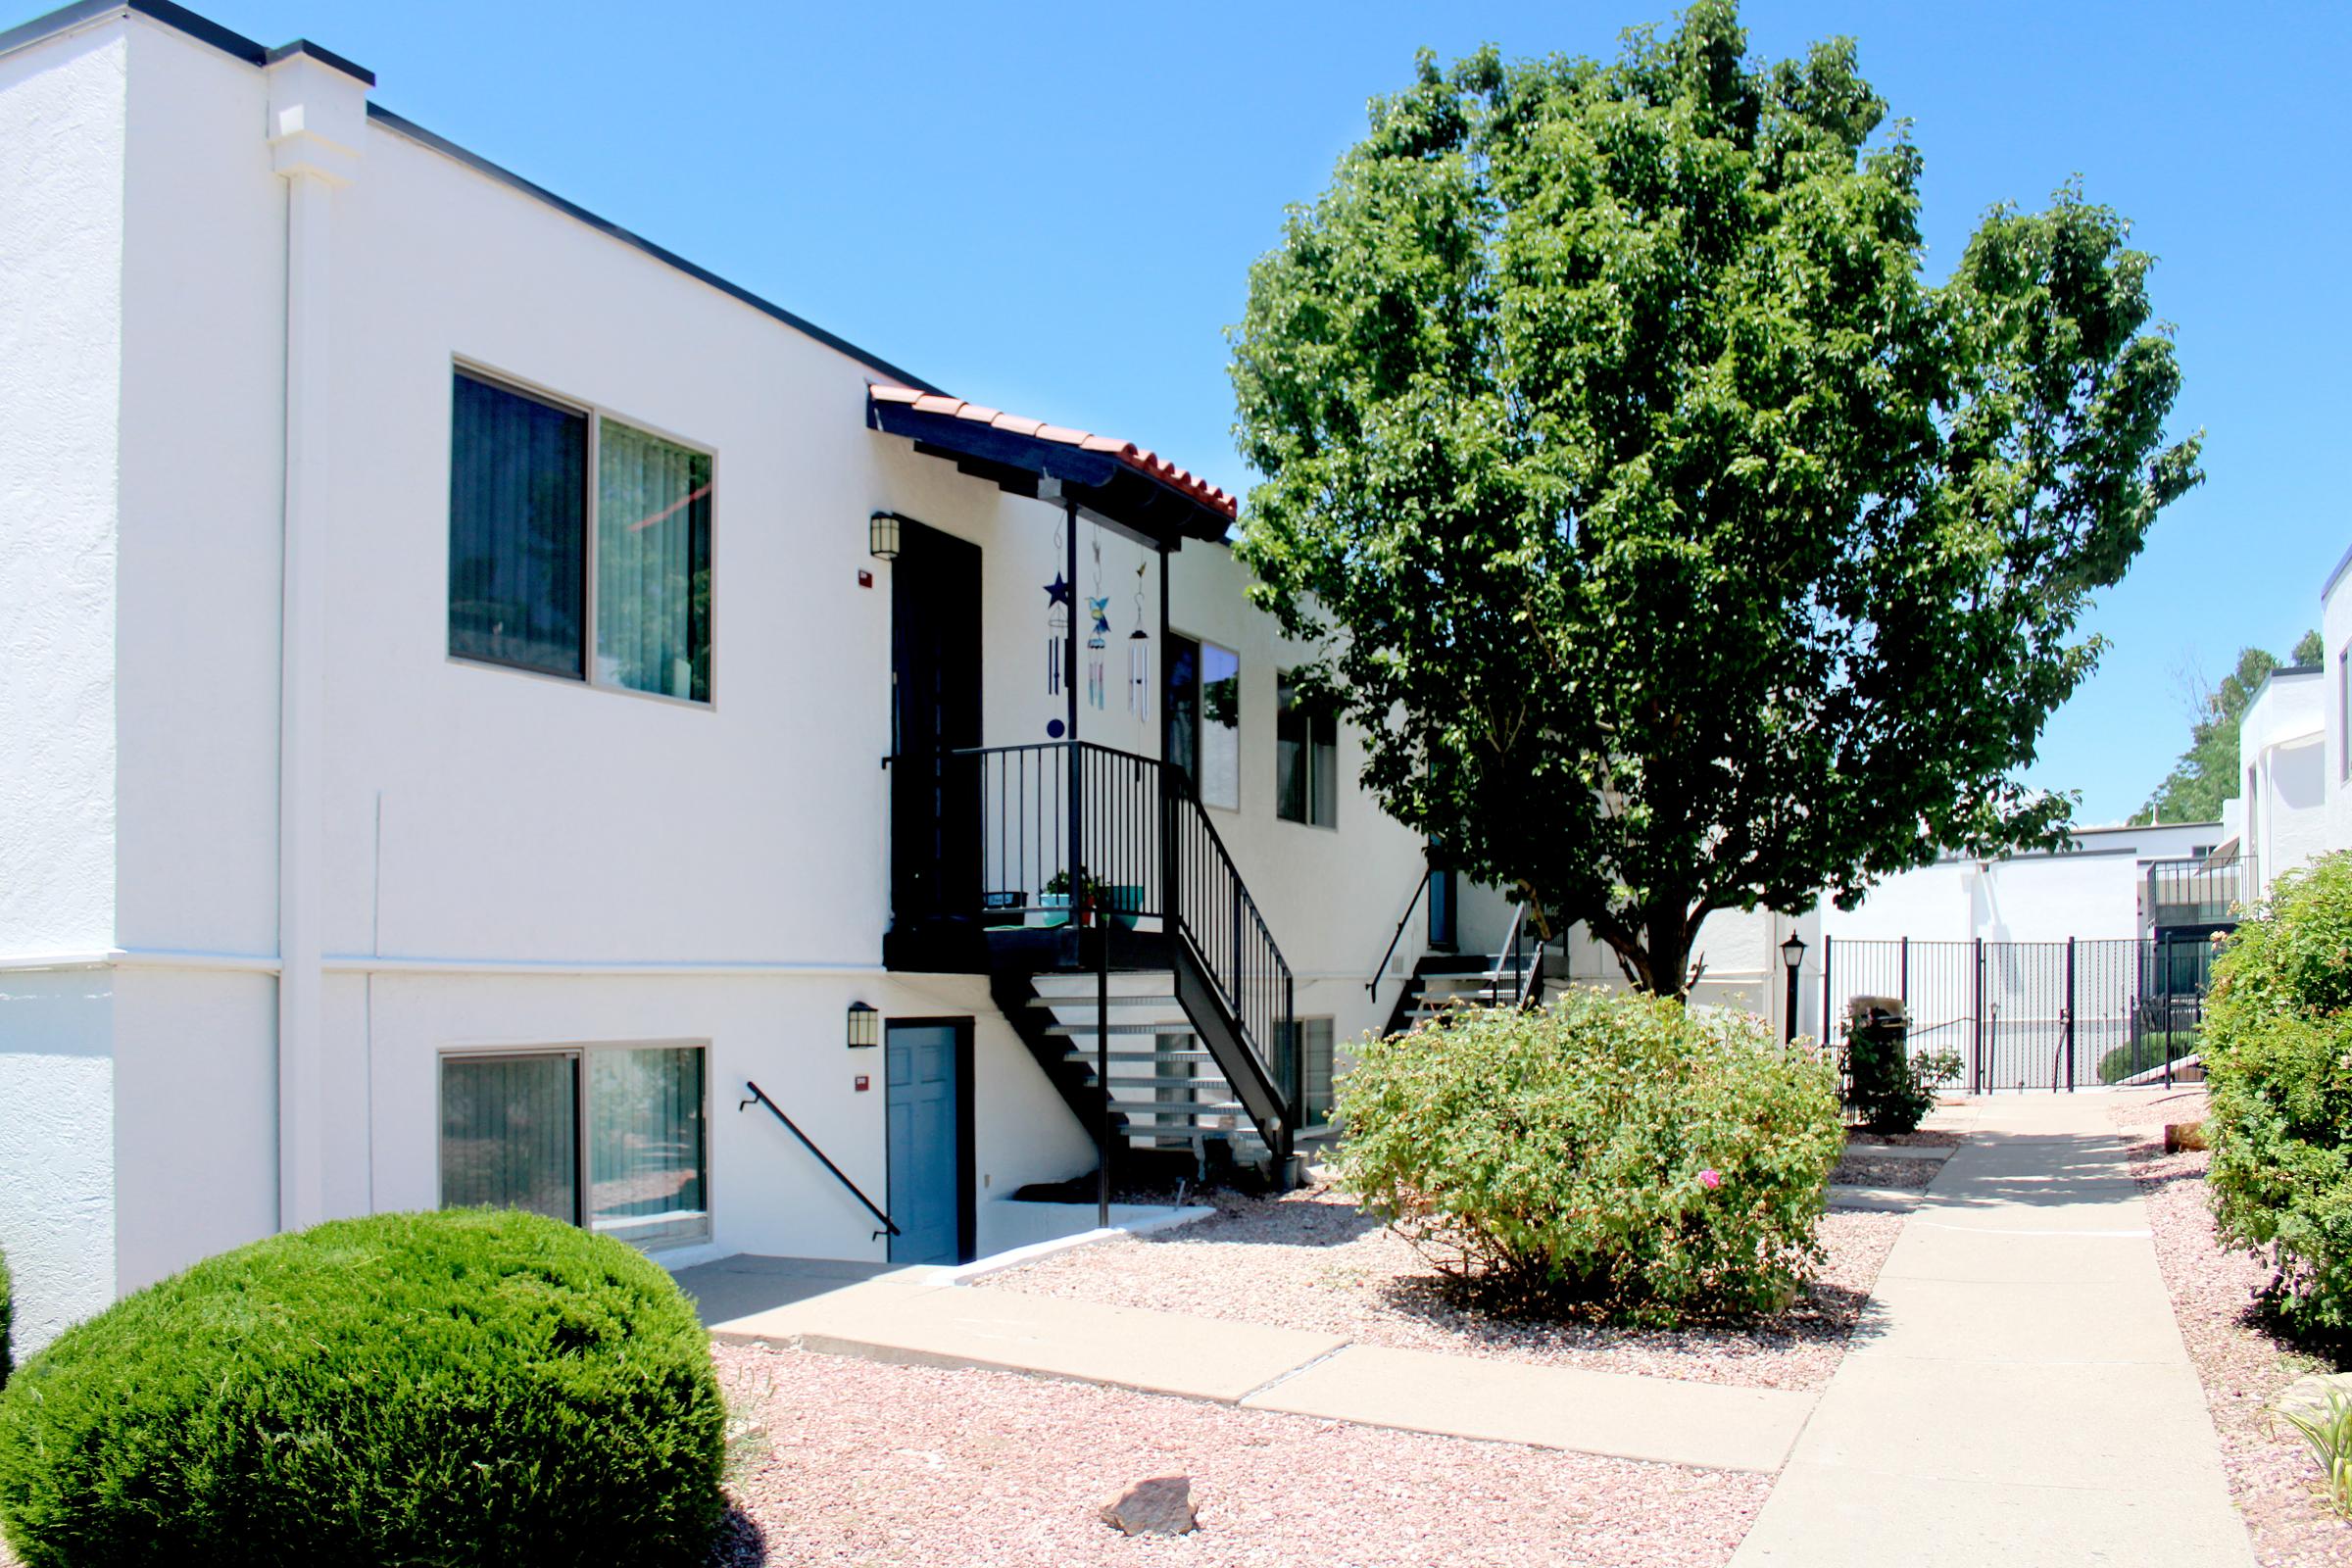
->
[[1337, 988, 1844, 1325], [2099, 1029, 2201, 1085], [0, 1209, 724, 1567], [2205, 853, 2352, 1349]]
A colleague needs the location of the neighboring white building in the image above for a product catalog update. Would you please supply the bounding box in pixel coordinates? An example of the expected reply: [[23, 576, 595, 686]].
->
[[1820, 820, 2228, 950], [2213, 665, 2325, 902], [0, 1, 1460, 1351], [2324, 547, 2352, 852]]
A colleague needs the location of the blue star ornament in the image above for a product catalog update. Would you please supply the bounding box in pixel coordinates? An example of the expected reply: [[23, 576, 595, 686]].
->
[[1044, 573, 1072, 609]]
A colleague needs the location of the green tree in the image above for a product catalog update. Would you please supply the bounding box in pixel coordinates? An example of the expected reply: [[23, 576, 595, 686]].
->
[[2132, 630, 2323, 825], [1229, 3, 2201, 992]]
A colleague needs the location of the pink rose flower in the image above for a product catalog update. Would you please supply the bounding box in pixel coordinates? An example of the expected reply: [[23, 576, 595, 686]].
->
[[1698, 1168, 1722, 1190]]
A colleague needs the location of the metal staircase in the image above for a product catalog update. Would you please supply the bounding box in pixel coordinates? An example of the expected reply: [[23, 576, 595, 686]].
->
[[1022, 971, 1269, 1167], [1381, 904, 1547, 1038], [893, 739, 1298, 1181]]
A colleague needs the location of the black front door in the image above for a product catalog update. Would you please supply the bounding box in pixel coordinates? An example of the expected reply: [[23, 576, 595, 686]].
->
[[890, 521, 983, 960]]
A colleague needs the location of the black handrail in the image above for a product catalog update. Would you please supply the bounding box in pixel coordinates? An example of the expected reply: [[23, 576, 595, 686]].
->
[[1162, 759, 1295, 1116], [1500, 902, 1544, 1008], [885, 737, 1298, 1138], [739, 1080, 899, 1239], [1367, 864, 1433, 998]]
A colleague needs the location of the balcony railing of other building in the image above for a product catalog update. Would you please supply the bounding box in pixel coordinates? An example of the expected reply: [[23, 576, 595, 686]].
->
[[2143, 852, 2255, 934]]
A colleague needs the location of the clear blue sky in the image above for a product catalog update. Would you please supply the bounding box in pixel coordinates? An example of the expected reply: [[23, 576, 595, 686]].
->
[[40, 0, 2350, 824]]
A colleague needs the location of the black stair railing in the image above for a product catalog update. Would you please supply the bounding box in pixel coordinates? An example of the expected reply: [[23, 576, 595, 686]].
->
[[888, 739, 1297, 1141], [1162, 760, 1297, 1124], [1367, 863, 1434, 1000], [1500, 902, 1544, 1009]]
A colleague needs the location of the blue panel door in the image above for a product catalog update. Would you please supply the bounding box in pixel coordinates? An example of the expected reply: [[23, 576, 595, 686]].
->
[[886, 1023, 965, 1265]]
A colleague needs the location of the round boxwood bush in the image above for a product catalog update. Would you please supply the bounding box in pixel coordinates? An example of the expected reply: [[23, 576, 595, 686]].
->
[[2204, 853, 2352, 1349], [1337, 987, 1844, 1325], [0, 1209, 724, 1567]]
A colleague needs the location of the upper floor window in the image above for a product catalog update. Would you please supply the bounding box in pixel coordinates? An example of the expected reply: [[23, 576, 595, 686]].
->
[[449, 368, 712, 703], [1165, 633, 1241, 810], [1276, 670, 1338, 827]]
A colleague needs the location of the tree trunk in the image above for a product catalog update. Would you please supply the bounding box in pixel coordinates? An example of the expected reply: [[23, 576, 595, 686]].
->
[[1643, 902, 1693, 1000]]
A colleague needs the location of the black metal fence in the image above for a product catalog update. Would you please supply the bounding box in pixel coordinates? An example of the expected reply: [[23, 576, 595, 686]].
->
[[1821, 934, 2217, 1093]]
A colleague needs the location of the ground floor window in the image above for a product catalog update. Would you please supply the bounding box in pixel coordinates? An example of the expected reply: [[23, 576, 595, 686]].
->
[[1280, 1016, 1336, 1126], [440, 1042, 709, 1246]]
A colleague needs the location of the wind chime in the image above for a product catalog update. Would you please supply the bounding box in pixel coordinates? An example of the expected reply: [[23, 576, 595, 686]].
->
[[1085, 536, 1110, 711], [1044, 510, 1070, 701], [1127, 564, 1150, 719]]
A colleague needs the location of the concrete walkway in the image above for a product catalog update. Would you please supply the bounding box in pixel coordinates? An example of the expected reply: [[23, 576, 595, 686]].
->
[[708, 1266, 1816, 1473], [1731, 1094, 2256, 1567]]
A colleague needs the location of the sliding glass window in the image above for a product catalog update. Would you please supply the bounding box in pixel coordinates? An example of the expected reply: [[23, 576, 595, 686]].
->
[[439, 1043, 710, 1248], [597, 419, 712, 702], [448, 374, 587, 677], [439, 1054, 580, 1223], [448, 367, 714, 703]]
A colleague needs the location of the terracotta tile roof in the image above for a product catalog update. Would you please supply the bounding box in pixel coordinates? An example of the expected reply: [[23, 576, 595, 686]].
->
[[869, 384, 1237, 520]]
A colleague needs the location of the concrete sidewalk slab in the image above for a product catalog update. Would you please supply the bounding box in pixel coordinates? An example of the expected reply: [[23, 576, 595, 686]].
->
[[712, 1276, 1348, 1404], [1242, 1343, 1816, 1474], [1882, 1219, 2163, 1285], [1731, 1097, 2253, 1567], [1796, 1355, 2224, 1492], [1826, 1185, 1924, 1212], [1852, 1273, 2189, 1364], [1740, 1462, 2261, 1568]]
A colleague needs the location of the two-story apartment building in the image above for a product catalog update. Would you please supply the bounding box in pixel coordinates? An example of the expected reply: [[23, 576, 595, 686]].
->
[[0, 0, 1470, 1351]]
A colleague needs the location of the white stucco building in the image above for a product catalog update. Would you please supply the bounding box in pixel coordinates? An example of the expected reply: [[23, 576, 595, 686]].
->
[[0, 0, 1480, 1352], [2214, 664, 2324, 902]]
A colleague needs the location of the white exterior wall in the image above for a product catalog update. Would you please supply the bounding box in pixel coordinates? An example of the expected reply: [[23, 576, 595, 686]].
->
[[2238, 670, 2327, 900], [2324, 556, 2352, 855], [0, 9, 1439, 1343], [0, 24, 127, 1351]]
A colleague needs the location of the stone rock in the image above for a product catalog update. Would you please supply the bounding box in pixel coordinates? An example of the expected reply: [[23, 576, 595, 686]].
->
[[1099, 1475, 1198, 1537], [2269, 1371, 2352, 1431]]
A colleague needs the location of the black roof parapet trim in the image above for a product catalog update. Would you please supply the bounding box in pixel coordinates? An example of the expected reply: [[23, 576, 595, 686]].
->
[[262, 37, 373, 85]]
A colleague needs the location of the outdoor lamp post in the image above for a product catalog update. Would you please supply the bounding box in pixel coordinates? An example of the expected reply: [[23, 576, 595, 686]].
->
[[1780, 932, 1808, 1045]]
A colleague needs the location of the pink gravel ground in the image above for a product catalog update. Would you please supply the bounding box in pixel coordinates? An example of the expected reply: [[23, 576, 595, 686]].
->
[[1830, 1153, 1936, 1189], [2111, 1090, 2350, 1567], [709, 1341, 1769, 1568], [975, 1182, 1904, 1391]]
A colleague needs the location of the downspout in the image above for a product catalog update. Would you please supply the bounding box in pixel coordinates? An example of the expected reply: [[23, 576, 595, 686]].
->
[[265, 47, 368, 1232]]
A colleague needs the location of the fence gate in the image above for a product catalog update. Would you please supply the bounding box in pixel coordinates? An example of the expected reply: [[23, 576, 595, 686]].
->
[[1820, 935, 2214, 1093]]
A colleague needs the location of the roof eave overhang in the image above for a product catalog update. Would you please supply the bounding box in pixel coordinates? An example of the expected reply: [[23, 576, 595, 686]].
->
[[867, 395, 1232, 551]]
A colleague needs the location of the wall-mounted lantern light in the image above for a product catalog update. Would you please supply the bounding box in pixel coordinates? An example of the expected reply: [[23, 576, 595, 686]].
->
[[846, 1000, 880, 1049], [868, 510, 904, 562]]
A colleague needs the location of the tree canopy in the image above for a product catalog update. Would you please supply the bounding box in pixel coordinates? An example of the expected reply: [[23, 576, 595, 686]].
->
[[1229, 1, 2202, 992], [2132, 631, 2323, 825]]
